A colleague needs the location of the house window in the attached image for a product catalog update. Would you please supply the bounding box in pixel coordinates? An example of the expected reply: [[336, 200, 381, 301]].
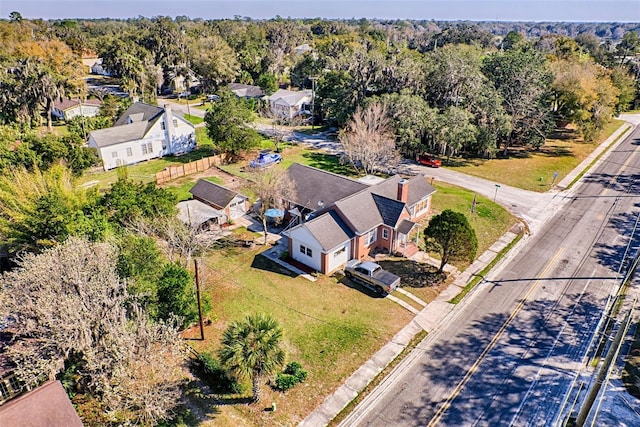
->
[[126, 147, 133, 157], [382, 229, 389, 240], [142, 142, 153, 155], [161, 121, 166, 130], [299, 245, 312, 257], [365, 229, 377, 247], [0, 382, 9, 399], [414, 198, 429, 215], [8, 376, 20, 392], [111, 151, 118, 158], [173, 118, 178, 127]]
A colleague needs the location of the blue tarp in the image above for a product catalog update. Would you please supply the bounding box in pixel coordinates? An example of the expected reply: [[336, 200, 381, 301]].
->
[[264, 208, 284, 218]]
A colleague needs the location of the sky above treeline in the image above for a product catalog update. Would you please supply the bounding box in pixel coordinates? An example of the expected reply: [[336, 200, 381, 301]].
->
[[2, 0, 639, 22]]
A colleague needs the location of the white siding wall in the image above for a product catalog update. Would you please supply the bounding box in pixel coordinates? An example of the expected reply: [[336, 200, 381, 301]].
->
[[326, 242, 350, 273], [90, 135, 164, 171], [166, 115, 196, 155], [289, 227, 322, 272], [228, 196, 247, 219]]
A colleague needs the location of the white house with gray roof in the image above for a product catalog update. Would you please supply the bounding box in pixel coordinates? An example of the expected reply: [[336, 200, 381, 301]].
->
[[285, 163, 436, 274], [87, 102, 196, 170], [265, 89, 312, 119]]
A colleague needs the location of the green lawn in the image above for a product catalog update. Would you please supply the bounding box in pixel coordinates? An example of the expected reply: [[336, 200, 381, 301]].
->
[[184, 114, 204, 125], [187, 239, 414, 426], [446, 120, 626, 192]]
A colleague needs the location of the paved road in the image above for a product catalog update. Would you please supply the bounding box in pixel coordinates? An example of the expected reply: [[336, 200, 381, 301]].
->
[[340, 125, 640, 426]]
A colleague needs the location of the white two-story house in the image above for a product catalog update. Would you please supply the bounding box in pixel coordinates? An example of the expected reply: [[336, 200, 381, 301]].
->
[[88, 102, 196, 171]]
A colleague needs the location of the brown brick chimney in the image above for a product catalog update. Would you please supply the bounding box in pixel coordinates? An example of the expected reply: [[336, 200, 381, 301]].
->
[[397, 178, 409, 203]]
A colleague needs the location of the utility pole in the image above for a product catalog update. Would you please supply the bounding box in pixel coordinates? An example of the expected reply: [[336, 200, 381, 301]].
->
[[194, 258, 205, 340], [309, 76, 318, 130]]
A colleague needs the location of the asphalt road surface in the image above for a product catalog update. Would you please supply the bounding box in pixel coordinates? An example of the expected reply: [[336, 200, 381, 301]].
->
[[341, 124, 640, 427]]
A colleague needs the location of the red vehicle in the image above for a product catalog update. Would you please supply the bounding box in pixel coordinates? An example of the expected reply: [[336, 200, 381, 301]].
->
[[417, 154, 441, 168]]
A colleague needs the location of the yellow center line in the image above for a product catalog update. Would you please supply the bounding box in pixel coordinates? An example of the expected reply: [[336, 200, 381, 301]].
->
[[427, 247, 565, 427], [602, 150, 636, 196]]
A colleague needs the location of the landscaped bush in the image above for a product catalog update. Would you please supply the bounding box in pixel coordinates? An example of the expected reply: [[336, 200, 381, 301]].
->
[[194, 352, 244, 394], [274, 361, 308, 392]]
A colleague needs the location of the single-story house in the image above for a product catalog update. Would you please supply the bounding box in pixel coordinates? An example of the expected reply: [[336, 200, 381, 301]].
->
[[189, 179, 250, 221], [87, 102, 196, 171], [177, 200, 225, 230], [285, 163, 436, 274], [264, 89, 312, 119], [52, 98, 102, 121], [229, 83, 265, 99]]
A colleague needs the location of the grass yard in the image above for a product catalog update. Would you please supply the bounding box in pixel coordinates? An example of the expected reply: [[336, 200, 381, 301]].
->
[[184, 236, 415, 426], [446, 120, 626, 192], [429, 181, 516, 256]]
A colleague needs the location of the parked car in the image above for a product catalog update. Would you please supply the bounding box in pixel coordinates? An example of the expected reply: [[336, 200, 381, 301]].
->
[[417, 154, 441, 168], [249, 150, 283, 169], [206, 94, 220, 102], [344, 260, 400, 295]]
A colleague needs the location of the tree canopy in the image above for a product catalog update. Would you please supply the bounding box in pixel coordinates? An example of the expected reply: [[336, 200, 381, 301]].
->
[[424, 209, 478, 273]]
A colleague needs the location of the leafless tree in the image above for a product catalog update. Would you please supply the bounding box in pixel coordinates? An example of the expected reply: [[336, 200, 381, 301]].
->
[[129, 214, 222, 267], [0, 237, 187, 425], [249, 167, 296, 245], [338, 103, 401, 175]]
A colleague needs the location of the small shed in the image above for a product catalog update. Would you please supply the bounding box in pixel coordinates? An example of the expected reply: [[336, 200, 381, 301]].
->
[[189, 179, 250, 220]]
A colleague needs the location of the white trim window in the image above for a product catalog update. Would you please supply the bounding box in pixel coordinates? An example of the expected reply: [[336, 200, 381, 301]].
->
[[111, 151, 118, 158], [365, 229, 377, 247], [126, 147, 133, 157], [414, 198, 429, 216], [141, 142, 153, 155], [382, 228, 389, 240], [299, 244, 312, 257]]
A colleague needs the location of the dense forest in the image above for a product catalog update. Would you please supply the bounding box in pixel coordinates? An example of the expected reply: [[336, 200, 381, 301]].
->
[[0, 13, 639, 425]]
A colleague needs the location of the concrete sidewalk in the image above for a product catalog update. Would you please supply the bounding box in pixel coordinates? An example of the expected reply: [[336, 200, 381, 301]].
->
[[299, 120, 637, 427]]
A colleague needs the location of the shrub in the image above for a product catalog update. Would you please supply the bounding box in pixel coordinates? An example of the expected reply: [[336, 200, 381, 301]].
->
[[194, 352, 244, 394], [274, 361, 308, 392], [284, 361, 308, 383], [274, 373, 298, 392]]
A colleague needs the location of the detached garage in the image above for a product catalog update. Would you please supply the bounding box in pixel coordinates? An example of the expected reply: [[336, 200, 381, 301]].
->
[[287, 210, 353, 274]]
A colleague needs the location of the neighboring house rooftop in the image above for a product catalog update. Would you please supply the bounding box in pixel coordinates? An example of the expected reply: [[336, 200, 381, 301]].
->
[[229, 83, 265, 99], [265, 89, 312, 107], [304, 210, 354, 251], [0, 381, 83, 427], [53, 98, 102, 111], [285, 163, 369, 211], [189, 179, 247, 209], [177, 200, 224, 227]]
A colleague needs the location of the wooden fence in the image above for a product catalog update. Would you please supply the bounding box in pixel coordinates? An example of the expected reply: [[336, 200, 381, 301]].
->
[[155, 155, 222, 185]]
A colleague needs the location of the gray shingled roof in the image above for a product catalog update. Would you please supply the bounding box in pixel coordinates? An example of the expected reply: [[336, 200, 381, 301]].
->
[[285, 163, 368, 211], [229, 83, 265, 98], [369, 174, 436, 207], [89, 121, 149, 148], [114, 102, 163, 126], [266, 89, 312, 106], [303, 210, 354, 251], [189, 179, 246, 209], [397, 219, 416, 235], [89, 102, 168, 148], [371, 194, 406, 227], [332, 190, 383, 233]]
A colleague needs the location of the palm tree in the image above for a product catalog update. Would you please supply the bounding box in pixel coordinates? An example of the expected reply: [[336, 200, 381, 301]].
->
[[219, 313, 285, 403]]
